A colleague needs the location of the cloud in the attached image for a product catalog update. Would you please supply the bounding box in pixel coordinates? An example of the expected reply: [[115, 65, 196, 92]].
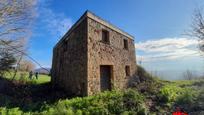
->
[[135, 37, 201, 62], [36, 0, 72, 38]]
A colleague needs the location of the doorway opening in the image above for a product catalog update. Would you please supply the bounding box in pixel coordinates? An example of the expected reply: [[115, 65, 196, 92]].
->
[[100, 65, 112, 91]]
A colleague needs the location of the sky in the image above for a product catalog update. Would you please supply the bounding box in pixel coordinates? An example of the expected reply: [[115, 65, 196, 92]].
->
[[30, 0, 204, 80]]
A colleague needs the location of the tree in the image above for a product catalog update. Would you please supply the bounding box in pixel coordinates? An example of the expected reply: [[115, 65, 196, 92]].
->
[[19, 60, 35, 72], [191, 8, 204, 53], [0, 0, 36, 39], [183, 70, 194, 80], [0, 0, 36, 77], [0, 49, 16, 76]]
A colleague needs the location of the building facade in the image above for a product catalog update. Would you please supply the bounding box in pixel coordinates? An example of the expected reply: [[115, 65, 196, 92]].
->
[[51, 11, 137, 96]]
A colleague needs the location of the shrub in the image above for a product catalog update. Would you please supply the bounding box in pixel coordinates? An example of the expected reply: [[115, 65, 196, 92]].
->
[[137, 65, 153, 82], [123, 89, 147, 115], [0, 90, 149, 115], [159, 85, 183, 103], [158, 83, 196, 107], [175, 90, 195, 105], [18, 73, 27, 84], [39, 90, 148, 115], [0, 107, 22, 115]]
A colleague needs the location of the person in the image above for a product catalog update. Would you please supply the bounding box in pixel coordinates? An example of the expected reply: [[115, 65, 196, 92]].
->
[[35, 72, 39, 80], [29, 71, 33, 80]]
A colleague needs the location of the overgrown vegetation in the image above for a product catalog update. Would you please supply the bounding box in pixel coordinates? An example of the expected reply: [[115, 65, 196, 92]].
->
[[41, 89, 147, 115], [0, 66, 204, 114], [0, 88, 148, 115], [157, 80, 204, 114]]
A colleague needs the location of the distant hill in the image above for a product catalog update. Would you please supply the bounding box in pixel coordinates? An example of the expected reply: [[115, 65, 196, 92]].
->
[[34, 68, 51, 75]]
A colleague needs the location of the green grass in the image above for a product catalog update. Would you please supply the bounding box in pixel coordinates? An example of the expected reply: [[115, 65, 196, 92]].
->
[[35, 74, 51, 84], [4, 71, 50, 84]]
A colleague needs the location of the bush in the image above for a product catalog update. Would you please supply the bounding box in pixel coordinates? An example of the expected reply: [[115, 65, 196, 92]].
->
[[38, 90, 148, 115], [158, 84, 196, 107], [159, 85, 183, 103], [123, 89, 147, 115], [0, 90, 148, 115], [175, 90, 195, 105], [137, 65, 153, 82], [18, 73, 28, 84], [0, 107, 22, 115]]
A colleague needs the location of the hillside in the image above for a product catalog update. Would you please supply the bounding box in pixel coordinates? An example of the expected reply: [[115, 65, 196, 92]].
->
[[0, 69, 204, 115]]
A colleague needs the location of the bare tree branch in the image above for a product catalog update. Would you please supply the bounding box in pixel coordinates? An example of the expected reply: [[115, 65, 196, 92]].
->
[[0, 0, 37, 77], [190, 8, 204, 53]]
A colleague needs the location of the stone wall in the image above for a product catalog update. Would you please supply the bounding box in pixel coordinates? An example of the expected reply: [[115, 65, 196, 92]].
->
[[51, 12, 137, 96], [51, 19, 88, 96], [87, 18, 137, 95]]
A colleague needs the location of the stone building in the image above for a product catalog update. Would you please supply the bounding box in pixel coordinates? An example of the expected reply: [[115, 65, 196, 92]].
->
[[51, 11, 137, 96]]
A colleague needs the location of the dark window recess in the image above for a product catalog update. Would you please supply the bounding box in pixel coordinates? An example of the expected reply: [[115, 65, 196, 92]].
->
[[63, 40, 68, 52], [102, 29, 110, 44], [123, 39, 128, 50], [125, 66, 130, 76]]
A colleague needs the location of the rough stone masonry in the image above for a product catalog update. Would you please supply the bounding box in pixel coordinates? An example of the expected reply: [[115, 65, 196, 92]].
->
[[51, 11, 137, 96]]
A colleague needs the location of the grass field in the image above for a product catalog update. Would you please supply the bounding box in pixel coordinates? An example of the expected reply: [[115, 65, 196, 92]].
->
[[4, 71, 51, 84]]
